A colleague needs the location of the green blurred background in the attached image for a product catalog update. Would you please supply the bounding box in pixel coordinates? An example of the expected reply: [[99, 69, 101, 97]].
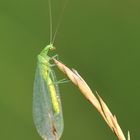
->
[[0, 0, 140, 139]]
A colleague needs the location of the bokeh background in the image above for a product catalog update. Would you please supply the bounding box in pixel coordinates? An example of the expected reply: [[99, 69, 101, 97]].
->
[[0, 0, 140, 139]]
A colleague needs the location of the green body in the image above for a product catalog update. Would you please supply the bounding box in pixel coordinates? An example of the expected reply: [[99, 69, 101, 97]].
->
[[39, 44, 60, 114], [33, 44, 63, 140]]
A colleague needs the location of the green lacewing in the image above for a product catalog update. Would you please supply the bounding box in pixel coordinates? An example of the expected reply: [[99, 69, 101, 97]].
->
[[33, 0, 65, 139], [33, 44, 63, 140]]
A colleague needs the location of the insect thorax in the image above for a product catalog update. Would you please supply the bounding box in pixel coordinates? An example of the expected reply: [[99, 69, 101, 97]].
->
[[38, 43, 54, 63], [37, 42, 57, 83]]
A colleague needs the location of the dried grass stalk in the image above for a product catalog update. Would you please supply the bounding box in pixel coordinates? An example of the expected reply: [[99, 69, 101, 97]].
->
[[53, 58, 130, 140]]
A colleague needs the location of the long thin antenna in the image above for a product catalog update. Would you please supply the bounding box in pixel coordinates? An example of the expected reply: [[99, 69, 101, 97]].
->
[[48, 0, 53, 44], [52, 0, 68, 44]]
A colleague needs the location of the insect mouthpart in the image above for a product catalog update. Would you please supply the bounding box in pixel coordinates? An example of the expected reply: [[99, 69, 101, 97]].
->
[[49, 45, 56, 51]]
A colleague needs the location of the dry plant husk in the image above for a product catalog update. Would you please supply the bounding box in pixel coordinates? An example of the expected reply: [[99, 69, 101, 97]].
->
[[53, 58, 130, 140]]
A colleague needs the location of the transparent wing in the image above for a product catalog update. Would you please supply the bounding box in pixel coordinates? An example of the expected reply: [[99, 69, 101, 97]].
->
[[33, 62, 63, 140]]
